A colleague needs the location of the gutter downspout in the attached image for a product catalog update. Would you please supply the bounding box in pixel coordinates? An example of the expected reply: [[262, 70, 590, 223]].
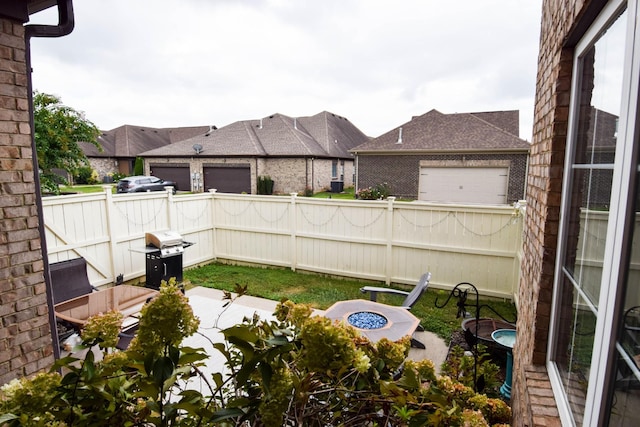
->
[[25, 0, 76, 360]]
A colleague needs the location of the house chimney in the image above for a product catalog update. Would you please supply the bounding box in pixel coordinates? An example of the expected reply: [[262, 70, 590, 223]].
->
[[396, 127, 403, 144]]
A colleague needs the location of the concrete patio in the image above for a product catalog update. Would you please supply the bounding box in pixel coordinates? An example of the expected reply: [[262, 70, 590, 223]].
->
[[183, 286, 449, 384]]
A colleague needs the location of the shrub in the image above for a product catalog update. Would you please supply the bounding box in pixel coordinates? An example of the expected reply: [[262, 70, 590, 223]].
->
[[257, 175, 274, 195], [0, 282, 511, 426], [133, 156, 144, 175], [440, 344, 502, 397], [111, 172, 127, 182], [73, 166, 100, 184], [357, 182, 391, 200]]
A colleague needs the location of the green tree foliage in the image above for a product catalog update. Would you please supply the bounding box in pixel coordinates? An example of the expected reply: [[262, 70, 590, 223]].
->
[[33, 92, 101, 194], [134, 156, 144, 175]]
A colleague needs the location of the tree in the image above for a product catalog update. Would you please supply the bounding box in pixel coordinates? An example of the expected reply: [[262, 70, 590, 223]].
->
[[33, 92, 101, 193]]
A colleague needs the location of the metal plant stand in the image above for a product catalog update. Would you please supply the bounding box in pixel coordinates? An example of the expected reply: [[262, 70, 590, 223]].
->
[[435, 282, 517, 393]]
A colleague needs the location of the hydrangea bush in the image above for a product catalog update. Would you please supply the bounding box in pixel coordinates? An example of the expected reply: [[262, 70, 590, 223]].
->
[[0, 280, 511, 426], [356, 182, 391, 200]]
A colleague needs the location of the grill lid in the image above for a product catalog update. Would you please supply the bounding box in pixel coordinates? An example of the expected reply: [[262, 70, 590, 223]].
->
[[145, 231, 183, 249]]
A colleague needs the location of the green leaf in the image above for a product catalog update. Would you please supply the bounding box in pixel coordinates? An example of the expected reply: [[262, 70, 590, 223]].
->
[[169, 345, 180, 365], [223, 324, 260, 343], [178, 347, 209, 364], [0, 414, 18, 423], [211, 372, 224, 388], [209, 407, 247, 423], [258, 362, 273, 391], [152, 356, 175, 387]]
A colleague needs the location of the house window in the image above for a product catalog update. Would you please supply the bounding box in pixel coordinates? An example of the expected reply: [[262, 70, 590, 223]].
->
[[549, 1, 640, 425], [332, 160, 338, 179]]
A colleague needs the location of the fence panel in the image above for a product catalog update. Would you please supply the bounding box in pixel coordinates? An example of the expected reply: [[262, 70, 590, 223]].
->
[[43, 189, 525, 299]]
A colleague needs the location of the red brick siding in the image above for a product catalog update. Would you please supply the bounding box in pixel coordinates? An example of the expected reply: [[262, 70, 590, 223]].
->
[[513, 0, 595, 424], [357, 153, 528, 202], [0, 17, 53, 385]]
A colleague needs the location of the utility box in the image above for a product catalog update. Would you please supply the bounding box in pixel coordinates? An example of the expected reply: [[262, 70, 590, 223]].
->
[[330, 181, 344, 193]]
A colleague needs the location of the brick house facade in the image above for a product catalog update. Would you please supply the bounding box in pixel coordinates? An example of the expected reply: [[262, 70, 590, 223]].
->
[[357, 153, 528, 202], [0, 9, 55, 385], [141, 112, 366, 194], [352, 109, 530, 203], [513, 0, 640, 425]]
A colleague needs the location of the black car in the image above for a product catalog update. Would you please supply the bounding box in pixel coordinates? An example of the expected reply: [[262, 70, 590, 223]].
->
[[116, 176, 178, 194]]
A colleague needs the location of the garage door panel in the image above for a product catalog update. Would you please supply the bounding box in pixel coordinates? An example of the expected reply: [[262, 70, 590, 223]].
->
[[150, 166, 190, 192], [204, 166, 251, 194], [419, 167, 508, 204]]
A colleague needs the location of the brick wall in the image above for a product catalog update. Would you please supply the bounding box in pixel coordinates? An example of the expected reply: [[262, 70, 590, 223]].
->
[[0, 16, 54, 385], [144, 156, 353, 194], [357, 153, 528, 202], [512, 0, 592, 424]]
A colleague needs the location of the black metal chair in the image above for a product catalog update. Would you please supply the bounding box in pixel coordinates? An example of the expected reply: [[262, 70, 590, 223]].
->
[[50, 258, 142, 350], [359, 272, 432, 348], [49, 257, 98, 305]]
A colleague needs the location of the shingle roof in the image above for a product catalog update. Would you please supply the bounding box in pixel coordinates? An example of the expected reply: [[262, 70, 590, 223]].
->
[[139, 111, 369, 158], [351, 109, 530, 153], [80, 125, 210, 158]]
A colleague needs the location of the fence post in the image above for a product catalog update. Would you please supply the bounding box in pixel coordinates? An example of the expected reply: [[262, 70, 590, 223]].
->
[[290, 193, 298, 271], [385, 197, 396, 285], [103, 185, 117, 284], [209, 189, 217, 261], [167, 187, 177, 231]]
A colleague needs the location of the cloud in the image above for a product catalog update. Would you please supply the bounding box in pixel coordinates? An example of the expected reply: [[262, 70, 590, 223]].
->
[[29, 0, 541, 139]]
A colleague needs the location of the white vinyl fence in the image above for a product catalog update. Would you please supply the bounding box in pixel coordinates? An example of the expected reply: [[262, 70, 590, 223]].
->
[[43, 188, 526, 299]]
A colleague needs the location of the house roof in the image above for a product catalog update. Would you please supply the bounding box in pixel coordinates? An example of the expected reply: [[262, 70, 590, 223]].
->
[[351, 109, 530, 154], [80, 125, 211, 158], [139, 111, 369, 159]]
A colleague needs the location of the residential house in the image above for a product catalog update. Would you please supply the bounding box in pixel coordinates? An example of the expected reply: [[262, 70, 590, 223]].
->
[[513, 0, 640, 425], [79, 124, 210, 181], [351, 109, 530, 204], [139, 111, 369, 194], [5, 0, 640, 425]]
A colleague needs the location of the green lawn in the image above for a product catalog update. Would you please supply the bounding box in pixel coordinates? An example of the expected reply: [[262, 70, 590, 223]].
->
[[311, 186, 356, 199], [184, 262, 517, 342], [59, 184, 115, 194]]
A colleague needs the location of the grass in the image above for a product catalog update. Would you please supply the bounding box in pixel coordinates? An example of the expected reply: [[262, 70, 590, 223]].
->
[[311, 186, 356, 199], [59, 184, 115, 194], [184, 262, 517, 343]]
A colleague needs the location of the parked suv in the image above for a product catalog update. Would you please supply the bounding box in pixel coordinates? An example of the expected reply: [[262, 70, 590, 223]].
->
[[116, 176, 178, 194]]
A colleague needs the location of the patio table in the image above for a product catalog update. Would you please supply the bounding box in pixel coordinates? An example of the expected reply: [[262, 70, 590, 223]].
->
[[324, 299, 420, 343], [54, 285, 158, 330]]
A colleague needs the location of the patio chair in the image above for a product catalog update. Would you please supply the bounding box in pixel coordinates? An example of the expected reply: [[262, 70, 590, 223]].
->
[[50, 257, 98, 340], [49, 257, 98, 305], [359, 272, 432, 348]]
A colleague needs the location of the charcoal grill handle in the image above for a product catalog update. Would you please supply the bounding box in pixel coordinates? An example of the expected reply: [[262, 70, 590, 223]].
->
[[163, 263, 167, 277]]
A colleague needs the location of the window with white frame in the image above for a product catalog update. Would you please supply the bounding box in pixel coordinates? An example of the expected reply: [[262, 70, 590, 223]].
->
[[549, 1, 640, 425]]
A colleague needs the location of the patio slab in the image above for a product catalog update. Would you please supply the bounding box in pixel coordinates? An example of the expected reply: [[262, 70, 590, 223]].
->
[[184, 286, 448, 373]]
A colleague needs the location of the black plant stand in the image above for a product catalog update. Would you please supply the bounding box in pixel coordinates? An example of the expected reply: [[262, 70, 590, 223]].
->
[[435, 282, 517, 393]]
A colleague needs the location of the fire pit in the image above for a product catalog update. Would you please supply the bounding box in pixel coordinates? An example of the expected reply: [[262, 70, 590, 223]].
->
[[324, 300, 419, 343], [347, 311, 389, 329]]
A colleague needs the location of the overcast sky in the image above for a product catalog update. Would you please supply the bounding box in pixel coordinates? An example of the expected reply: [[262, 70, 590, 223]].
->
[[29, 1, 542, 140]]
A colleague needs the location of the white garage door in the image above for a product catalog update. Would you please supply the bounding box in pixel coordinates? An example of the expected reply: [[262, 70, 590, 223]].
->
[[419, 167, 508, 204]]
